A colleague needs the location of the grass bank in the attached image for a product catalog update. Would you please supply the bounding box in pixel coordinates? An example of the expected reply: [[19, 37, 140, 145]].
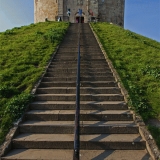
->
[[0, 21, 69, 144], [91, 22, 160, 148]]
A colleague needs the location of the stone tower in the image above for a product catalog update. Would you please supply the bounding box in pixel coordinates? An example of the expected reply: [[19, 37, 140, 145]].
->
[[34, 0, 125, 27]]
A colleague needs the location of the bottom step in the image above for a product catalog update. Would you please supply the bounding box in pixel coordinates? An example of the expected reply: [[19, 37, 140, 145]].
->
[[2, 149, 151, 160], [12, 133, 146, 150]]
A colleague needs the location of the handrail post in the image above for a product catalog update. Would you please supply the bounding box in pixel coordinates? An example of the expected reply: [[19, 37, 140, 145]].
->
[[73, 18, 81, 160]]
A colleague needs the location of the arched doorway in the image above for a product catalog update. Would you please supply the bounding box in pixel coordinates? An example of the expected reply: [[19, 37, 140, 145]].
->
[[75, 12, 85, 23], [76, 16, 84, 23]]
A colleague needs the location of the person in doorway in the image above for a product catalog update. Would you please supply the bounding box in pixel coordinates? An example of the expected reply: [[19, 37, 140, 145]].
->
[[58, 17, 62, 21]]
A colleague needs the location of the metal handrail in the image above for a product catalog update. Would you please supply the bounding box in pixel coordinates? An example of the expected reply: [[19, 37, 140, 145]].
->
[[73, 19, 81, 160]]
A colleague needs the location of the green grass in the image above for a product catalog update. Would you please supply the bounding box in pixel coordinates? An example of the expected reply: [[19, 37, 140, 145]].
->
[[148, 125, 160, 148], [91, 22, 160, 148], [0, 21, 69, 144]]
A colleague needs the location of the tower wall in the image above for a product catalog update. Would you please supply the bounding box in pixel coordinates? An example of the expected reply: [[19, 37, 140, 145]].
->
[[63, 0, 91, 23], [34, 0, 58, 23], [98, 0, 124, 26], [34, 0, 125, 27]]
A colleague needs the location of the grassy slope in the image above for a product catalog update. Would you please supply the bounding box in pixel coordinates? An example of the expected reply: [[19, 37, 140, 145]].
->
[[91, 22, 160, 148], [0, 21, 69, 144]]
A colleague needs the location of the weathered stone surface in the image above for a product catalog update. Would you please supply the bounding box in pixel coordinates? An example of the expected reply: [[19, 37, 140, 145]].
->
[[34, 0, 58, 23], [98, 0, 125, 26], [1, 149, 151, 160]]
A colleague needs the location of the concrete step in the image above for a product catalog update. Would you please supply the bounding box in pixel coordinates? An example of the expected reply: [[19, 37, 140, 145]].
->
[[39, 81, 118, 87], [47, 68, 111, 72], [50, 61, 109, 65], [63, 34, 97, 37], [54, 56, 105, 60], [52, 57, 105, 61], [11, 133, 146, 150], [62, 35, 97, 39], [58, 48, 101, 52], [55, 52, 105, 56], [19, 121, 138, 134], [36, 87, 121, 94], [53, 58, 106, 62], [54, 56, 106, 62], [42, 76, 115, 82], [30, 101, 128, 110], [45, 72, 113, 77], [50, 64, 109, 68], [25, 110, 133, 121], [1, 149, 151, 160], [34, 94, 124, 101], [57, 50, 102, 53], [55, 54, 103, 57], [59, 43, 100, 47], [49, 64, 109, 68], [61, 36, 98, 39], [46, 69, 112, 74]]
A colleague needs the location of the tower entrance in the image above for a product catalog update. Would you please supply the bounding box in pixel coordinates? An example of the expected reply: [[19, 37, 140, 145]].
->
[[76, 17, 84, 23]]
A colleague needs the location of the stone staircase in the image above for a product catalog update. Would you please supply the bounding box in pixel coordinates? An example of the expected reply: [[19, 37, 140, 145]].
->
[[1, 24, 152, 159]]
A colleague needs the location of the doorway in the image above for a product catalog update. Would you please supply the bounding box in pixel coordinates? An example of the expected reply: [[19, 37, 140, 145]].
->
[[76, 17, 84, 23]]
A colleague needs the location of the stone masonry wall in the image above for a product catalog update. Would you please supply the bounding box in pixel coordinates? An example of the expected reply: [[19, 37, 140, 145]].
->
[[34, 0, 124, 27], [98, 0, 124, 26], [63, 0, 101, 23], [63, 0, 90, 23], [34, 0, 58, 23]]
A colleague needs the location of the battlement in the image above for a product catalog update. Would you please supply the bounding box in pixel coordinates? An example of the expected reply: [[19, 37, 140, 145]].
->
[[34, 0, 125, 27]]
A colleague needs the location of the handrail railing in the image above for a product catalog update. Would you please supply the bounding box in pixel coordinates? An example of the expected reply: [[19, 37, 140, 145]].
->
[[73, 19, 81, 160]]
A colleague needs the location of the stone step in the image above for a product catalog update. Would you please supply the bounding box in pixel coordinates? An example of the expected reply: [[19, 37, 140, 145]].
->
[[55, 52, 104, 56], [34, 94, 124, 101], [25, 110, 133, 121], [1, 149, 151, 160], [60, 42, 99, 45], [42, 76, 115, 82], [53, 58, 106, 62], [39, 81, 118, 87], [47, 68, 111, 72], [11, 133, 146, 150], [19, 121, 138, 134], [57, 46, 102, 49], [54, 56, 105, 60], [30, 101, 128, 110], [45, 72, 113, 77], [56, 59, 107, 62], [36, 87, 121, 94], [62, 35, 97, 38], [61, 36, 98, 39], [51, 64, 109, 68], [64, 38, 97, 41], [50, 61, 108, 68], [49, 64, 109, 68], [67, 35, 98, 38], [58, 48, 101, 52]]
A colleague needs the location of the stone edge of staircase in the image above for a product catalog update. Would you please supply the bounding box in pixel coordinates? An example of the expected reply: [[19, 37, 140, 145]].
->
[[0, 41, 62, 158], [89, 23, 160, 160]]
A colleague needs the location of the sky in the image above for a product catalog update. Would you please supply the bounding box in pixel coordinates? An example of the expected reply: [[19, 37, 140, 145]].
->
[[0, 0, 160, 42]]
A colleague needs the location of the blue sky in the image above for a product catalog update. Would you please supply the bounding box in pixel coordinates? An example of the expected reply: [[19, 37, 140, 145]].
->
[[0, 0, 160, 42]]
